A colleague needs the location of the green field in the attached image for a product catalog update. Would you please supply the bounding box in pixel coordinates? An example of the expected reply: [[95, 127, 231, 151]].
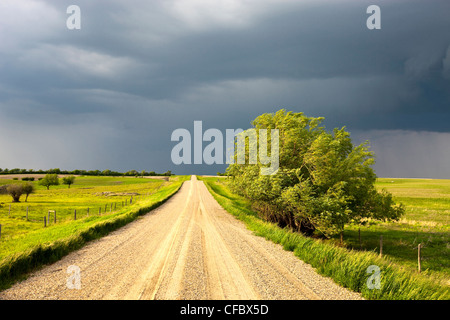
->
[[343, 178, 449, 280], [0, 176, 182, 261], [0, 175, 190, 290]]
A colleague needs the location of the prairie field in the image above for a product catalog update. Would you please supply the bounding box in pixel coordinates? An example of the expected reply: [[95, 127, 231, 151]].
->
[[344, 178, 449, 279], [0, 175, 179, 261]]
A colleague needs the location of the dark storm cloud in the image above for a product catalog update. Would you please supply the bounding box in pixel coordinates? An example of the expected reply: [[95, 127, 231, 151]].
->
[[0, 0, 449, 177]]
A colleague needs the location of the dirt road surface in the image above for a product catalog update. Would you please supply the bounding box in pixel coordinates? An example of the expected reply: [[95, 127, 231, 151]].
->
[[0, 176, 362, 300]]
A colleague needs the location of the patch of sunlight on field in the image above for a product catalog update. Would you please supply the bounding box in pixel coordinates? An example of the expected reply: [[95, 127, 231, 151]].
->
[[375, 178, 450, 226]]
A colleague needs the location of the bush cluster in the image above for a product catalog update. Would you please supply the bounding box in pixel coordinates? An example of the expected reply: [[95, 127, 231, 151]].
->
[[5, 184, 35, 202], [227, 110, 404, 240]]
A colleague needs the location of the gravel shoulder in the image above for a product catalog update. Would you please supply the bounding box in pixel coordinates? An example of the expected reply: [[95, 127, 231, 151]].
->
[[0, 176, 363, 300]]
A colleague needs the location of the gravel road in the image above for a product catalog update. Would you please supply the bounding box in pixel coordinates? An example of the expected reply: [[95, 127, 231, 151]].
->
[[0, 176, 362, 300]]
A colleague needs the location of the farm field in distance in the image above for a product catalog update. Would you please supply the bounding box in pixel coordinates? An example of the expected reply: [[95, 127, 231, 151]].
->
[[339, 178, 449, 281], [0, 175, 177, 261]]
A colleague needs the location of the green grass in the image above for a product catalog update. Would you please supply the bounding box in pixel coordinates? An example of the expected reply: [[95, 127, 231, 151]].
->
[[342, 178, 449, 281], [199, 176, 449, 300], [375, 178, 450, 225], [0, 175, 190, 290], [0, 176, 168, 247]]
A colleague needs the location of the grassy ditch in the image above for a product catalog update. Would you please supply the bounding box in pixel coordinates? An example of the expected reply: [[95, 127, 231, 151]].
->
[[0, 175, 189, 291], [200, 176, 449, 300]]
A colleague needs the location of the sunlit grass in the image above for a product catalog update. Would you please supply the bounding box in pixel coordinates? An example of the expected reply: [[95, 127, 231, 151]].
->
[[0, 177, 168, 245], [340, 178, 450, 281], [0, 175, 190, 290]]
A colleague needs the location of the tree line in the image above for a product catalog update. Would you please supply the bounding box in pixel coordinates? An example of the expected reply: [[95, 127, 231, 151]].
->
[[0, 168, 173, 177], [226, 110, 404, 242]]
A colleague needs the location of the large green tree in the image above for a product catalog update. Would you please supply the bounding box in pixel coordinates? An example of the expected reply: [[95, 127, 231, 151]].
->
[[227, 110, 404, 240], [22, 183, 35, 202], [7, 184, 24, 202], [38, 173, 60, 190], [62, 175, 76, 188]]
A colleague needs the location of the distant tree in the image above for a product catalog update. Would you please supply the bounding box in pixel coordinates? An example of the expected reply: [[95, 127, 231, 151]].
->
[[163, 170, 172, 176], [38, 173, 60, 190], [125, 170, 138, 176], [7, 184, 24, 202], [62, 175, 76, 188], [22, 183, 35, 202], [102, 169, 112, 176]]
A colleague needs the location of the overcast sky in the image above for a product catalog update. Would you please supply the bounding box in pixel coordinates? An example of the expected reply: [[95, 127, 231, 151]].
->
[[1, 0, 449, 178]]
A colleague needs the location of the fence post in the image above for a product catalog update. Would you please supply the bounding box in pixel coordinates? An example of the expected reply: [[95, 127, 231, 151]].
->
[[418, 243, 422, 273], [99, 207, 101, 215], [379, 235, 383, 257], [0, 224, 2, 239], [44, 216, 46, 227], [87, 207, 89, 216], [54, 210, 56, 224], [74, 209, 77, 220]]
